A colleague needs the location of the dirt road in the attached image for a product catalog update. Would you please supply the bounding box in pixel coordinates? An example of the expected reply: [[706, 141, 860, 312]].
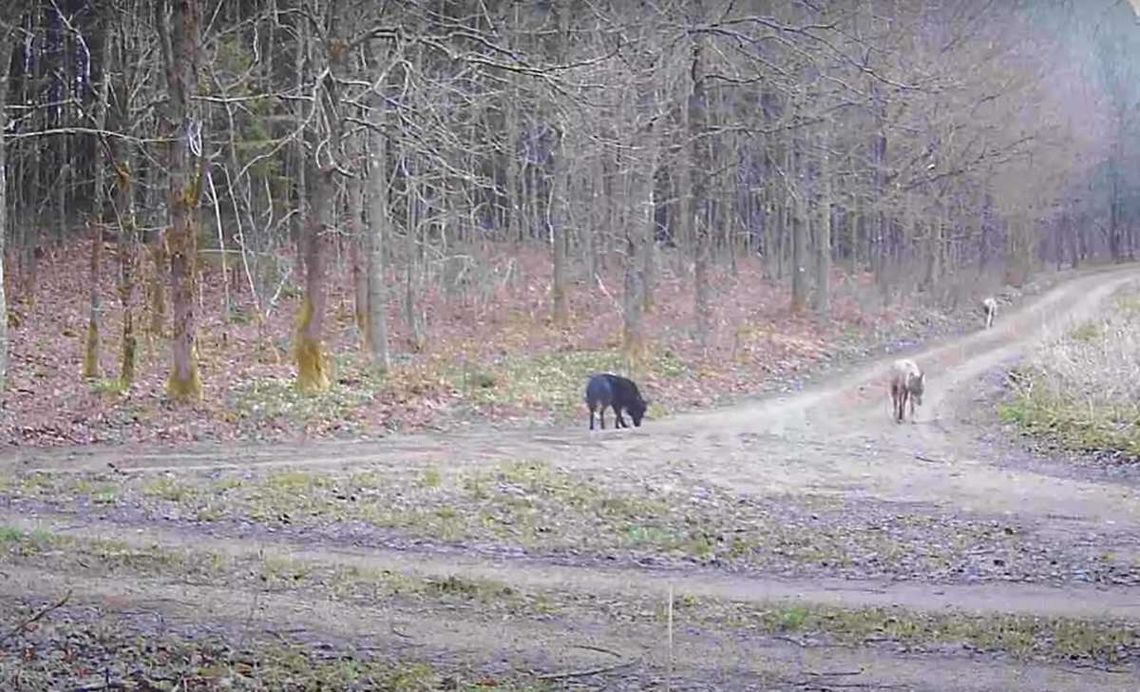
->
[[3, 266, 1140, 690]]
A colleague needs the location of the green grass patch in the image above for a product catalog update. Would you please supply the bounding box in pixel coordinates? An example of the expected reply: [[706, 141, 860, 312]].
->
[[228, 373, 377, 430], [90, 377, 129, 397], [1000, 390, 1140, 458], [447, 348, 686, 418], [718, 602, 1138, 665], [1067, 321, 1103, 342], [1001, 287, 1140, 460]]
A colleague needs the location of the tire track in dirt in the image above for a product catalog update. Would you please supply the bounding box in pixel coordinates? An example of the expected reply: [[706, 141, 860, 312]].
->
[[4, 510, 1138, 621], [1, 565, 1134, 692]]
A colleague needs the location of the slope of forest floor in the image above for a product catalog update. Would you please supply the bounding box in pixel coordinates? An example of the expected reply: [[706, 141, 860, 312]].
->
[[2, 262, 1139, 690], [1, 245, 1059, 447]]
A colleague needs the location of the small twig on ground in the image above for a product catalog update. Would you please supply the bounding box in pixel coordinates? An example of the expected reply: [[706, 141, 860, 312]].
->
[[914, 454, 943, 463], [390, 624, 414, 640], [0, 589, 72, 645], [571, 644, 622, 657], [535, 658, 637, 681], [803, 668, 865, 677]]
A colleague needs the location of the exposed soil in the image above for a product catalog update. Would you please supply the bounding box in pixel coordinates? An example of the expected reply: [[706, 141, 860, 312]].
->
[[3, 265, 1140, 690]]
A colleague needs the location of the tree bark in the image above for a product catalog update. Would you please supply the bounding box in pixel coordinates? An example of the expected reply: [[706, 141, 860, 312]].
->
[[0, 15, 18, 391], [295, 164, 331, 393], [623, 128, 658, 369], [689, 19, 712, 348], [113, 142, 138, 388], [83, 16, 112, 380], [790, 137, 809, 313], [549, 126, 570, 326], [366, 110, 391, 372], [348, 167, 368, 345], [158, 0, 204, 402], [812, 126, 832, 316]]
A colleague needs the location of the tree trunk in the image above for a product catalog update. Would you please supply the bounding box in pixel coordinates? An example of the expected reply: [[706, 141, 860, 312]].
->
[[366, 111, 391, 372], [0, 17, 17, 391], [403, 160, 427, 352], [142, 155, 166, 339], [113, 146, 138, 388], [622, 228, 645, 369], [812, 127, 832, 316], [83, 18, 112, 380], [790, 138, 809, 313], [158, 0, 204, 402], [690, 23, 712, 348], [348, 169, 368, 345], [83, 220, 103, 379], [549, 129, 569, 326], [295, 164, 332, 393], [622, 128, 657, 370], [290, 9, 308, 281]]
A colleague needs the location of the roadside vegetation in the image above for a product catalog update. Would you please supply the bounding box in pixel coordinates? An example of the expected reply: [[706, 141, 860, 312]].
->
[[1001, 289, 1140, 461]]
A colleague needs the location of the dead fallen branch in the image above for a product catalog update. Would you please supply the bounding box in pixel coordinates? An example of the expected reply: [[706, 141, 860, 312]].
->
[[535, 658, 638, 681], [0, 588, 72, 645], [535, 644, 637, 681]]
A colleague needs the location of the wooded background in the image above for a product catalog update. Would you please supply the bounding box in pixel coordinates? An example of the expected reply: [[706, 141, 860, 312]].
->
[[0, 0, 1136, 402]]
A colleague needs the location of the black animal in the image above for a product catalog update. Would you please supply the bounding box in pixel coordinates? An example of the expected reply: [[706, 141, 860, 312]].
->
[[585, 373, 647, 430]]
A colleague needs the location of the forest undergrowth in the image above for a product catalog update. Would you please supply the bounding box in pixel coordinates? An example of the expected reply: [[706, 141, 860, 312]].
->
[[2, 244, 1039, 447], [1001, 287, 1140, 463]]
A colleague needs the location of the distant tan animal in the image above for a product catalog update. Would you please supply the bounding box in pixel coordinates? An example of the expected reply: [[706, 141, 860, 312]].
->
[[982, 297, 997, 329], [889, 359, 925, 424]]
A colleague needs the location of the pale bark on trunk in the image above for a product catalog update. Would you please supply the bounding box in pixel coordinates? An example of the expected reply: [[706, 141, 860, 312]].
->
[[144, 159, 166, 338], [790, 137, 808, 313], [113, 141, 138, 387], [290, 9, 308, 281], [812, 125, 832, 316], [403, 162, 426, 352], [158, 0, 203, 401], [690, 32, 711, 348], [623, 121, 659, 369], [549, 128, 569, 326], [0, 17, 17, 390], [366, 121, 391, 372], [348, 169, 368, 345], [84, 18, 112, 380]]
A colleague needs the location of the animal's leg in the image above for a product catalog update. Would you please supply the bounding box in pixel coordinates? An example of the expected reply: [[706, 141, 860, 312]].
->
[[614, 405, 627, 428], [588, 405, 595, 431]]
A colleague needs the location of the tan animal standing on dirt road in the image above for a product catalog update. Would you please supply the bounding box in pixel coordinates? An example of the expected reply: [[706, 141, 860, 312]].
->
[[982, 296, 997, 329], [889, 358, 925, 424]]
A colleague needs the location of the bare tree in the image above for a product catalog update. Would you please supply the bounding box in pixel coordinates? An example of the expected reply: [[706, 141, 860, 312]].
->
[[0, 6, 24, 391], [157, 0, 205, 401]]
